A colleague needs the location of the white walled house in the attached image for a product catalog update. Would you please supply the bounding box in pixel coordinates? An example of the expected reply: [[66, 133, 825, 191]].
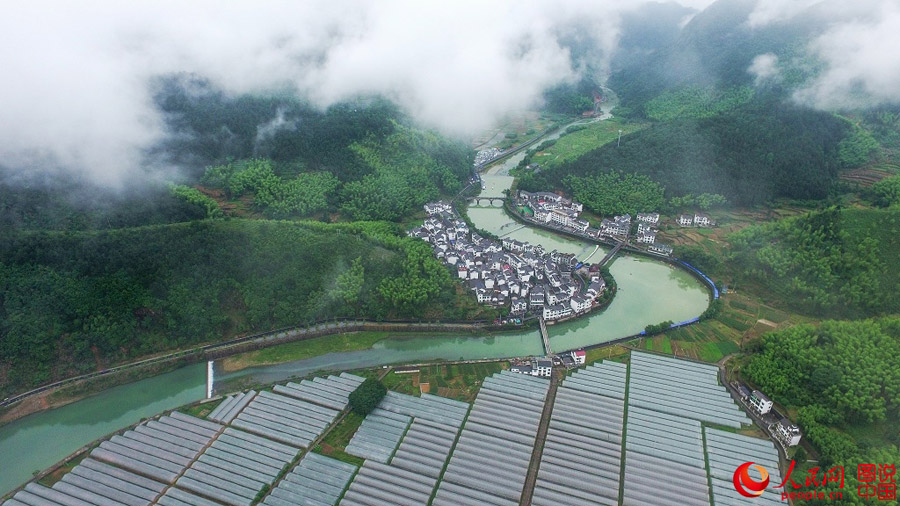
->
[[570, 295, 592, 313], [543, 304, 573, 320], [678, 214, 694, 226], [776, 420, 802, 447], [649, 243, 673, 256], [694, 213, 712, 226], [571, 350, 586, 365], [637, 232, 656, 244], [534, 359, 553, 377], [636, 213, 660, 224], [749, 390, 773, 414], [510, 298, 527, 315]]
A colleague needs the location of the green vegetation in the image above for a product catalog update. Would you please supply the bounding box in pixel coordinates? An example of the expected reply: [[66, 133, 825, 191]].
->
[[315, 412, 366, 466], [169, 184, 223, 219], [202, 160, 339, 218], [223, 332, 391, 370], [199, 123, 471, 222], [381, 362, 506, 402], [584, 345, 629, 365], [837, 120, 880, 168], [0, 180, 210, 232], [870, 174, 900, 207], [644, 86, 754, 121], [746, 318, 900, 425], [743, 318, 900, 502], [348, 378, 387, 415], [644, 320, 674, 335], [729, 207, 900, 316], [339, 123, 472, 221], [669, 193, 728, 211], [542, 81, 595, 115], [516, 118, 644, 172], [182, 399, 223, 419], [699, 299, 723, 321], [0, 220, 472, 395], [564, 171, 665, 216], [521, 104, 849, 205]]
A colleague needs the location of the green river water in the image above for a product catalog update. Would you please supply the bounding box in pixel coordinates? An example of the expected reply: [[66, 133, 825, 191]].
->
[[0, 119, 710, 496]]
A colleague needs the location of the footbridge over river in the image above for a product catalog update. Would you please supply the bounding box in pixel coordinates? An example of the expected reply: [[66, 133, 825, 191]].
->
[[596, 240, 625, 267], [539, 317, 552, 355]]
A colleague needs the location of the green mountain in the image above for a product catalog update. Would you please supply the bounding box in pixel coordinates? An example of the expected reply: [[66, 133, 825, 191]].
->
[[0, 219, 484, 395]]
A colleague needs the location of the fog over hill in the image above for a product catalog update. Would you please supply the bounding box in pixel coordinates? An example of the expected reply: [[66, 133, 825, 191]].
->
[[0, 0, 898, 185]]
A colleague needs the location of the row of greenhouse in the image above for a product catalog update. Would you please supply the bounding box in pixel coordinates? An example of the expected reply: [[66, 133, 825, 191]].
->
[[531, 360, 627, 506], [4, 351, 793, 506]]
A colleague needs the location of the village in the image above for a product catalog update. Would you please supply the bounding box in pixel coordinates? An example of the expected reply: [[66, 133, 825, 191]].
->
[[516, 190, 714, 257], [409, 201, 608, 323]]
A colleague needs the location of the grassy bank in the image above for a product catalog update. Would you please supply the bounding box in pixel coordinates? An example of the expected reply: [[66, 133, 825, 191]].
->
[[531, 118, 646, 170], [221, 331, 394, 372]]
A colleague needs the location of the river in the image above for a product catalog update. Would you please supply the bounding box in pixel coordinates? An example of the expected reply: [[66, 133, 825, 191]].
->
[[0, 108, 709, 496]]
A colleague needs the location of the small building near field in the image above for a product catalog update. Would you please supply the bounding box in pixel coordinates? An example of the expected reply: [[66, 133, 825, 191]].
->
[[776, 419, 802, 447], [749, 390, 773, 415], [534, 359, 553, 377]]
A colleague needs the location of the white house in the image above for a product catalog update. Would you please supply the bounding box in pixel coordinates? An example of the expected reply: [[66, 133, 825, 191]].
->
[[510, 298, 527, 315], [776, 419, 802, 447], [550, 208, 578, 228], [543, 304, 573, 320], [694, 213, 712, 227], [510, 363, 533, 375], [573, 218, 590, 233], [534, 209, 551, 223], [529, 287, 546, 308], [424, 201, 452, 215], [636, 213, 660, 224], [570, 295, 592, 313], [637, 232, 656, 244], [533, 358, 553, 377], [678, 214, 694, 226], [571, 350, 586, 365], [648, 243, 673, 256], [600, 219, 628, 236], [749, 390, 773, 414]]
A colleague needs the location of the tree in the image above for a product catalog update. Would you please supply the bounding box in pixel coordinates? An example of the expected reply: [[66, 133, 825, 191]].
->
[[334, 257, 365, 309], [348, 378, 387, 416], [644, 320, 674, 335]]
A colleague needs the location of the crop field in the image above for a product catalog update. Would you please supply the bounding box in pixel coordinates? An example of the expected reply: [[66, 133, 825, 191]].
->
[[531, 118, 646, 169], [380, 361, 507, 402]]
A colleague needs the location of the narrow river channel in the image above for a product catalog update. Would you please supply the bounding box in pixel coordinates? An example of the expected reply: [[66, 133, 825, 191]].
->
[[0, 109, 710, 496]]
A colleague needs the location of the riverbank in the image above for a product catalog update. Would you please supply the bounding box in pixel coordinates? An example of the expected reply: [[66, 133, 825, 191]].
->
[[0, 320, 530, 426]]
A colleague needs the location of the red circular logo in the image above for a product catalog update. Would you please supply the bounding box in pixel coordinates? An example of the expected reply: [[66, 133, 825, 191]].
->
[[734, 462, 770, 497]]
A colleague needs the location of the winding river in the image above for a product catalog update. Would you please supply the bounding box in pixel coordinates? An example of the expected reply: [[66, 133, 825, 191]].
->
[[0, 114, 710, 496]]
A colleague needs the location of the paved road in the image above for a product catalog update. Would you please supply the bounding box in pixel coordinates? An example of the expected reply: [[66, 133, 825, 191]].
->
[[520, 369, 560, 505]]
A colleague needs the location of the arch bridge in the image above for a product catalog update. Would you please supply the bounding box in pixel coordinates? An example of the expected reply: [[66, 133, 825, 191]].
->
[[468, 196, 507, 206]]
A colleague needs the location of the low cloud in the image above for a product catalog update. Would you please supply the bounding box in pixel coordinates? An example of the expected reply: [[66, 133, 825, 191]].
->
[[747, 0, 900, 110], [1, 1, 725, 186], [747, 53, 780, 86]]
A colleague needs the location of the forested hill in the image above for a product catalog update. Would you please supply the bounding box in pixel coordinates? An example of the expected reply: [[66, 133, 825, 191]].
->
[[608, 0, 822, 118], [519, 103, 848, 205], [0, 220, 490, 396], [728, 206, 900, 318], [0, 80, 485, 397], [155, 75, 474, 222]]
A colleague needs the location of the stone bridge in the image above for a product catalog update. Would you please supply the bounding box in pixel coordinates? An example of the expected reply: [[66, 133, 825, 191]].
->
[[468, 196, 507, 206]]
